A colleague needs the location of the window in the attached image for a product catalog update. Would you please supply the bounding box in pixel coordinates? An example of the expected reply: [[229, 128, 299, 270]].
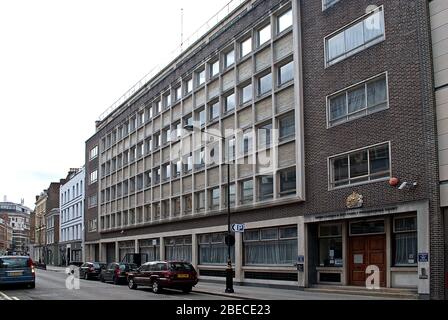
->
[[153, 132, 161, 149], [184, 114, 193, 127], [197, 69, 206, 86], [224, 50, 235, 68], [210, 60, 219, 78], [350, 220, 385, 235], [279, 113, 295, 141], [241, 38, 252, 58], [186, 78, 193, 94], [278, 61, 294, 85], [258, 73, 272, 96], [173, 160, 182, 178], [322, 0, 340, 10], [393, 216, 417, 266], [240, 129, 253, 155], [153, 167, 161, 184], [165, 236, 192, 262], [145, 171, 151, 187], [195, 191, 205, 212], [195, 147, 205, 169], [224, 183, 236, 207], [198, 232, 235, 264], [319, 224, 343, 267], [155, 100, 161, 114], [279, 168, 296, 196], [277, 9, 292, 33], [184, 153, 193, 173], [257, 24, 271, 46], [224, 93, 235, 113], [243, 226, 297, 265], [162, 128, 171, 144], [209, 101, 220, 121], [328, 74, 388, 127], [146, 107, 153, 121], [330, 143, 390, 189], [138, 111, 145, 126], [325, 7, 385, 67], [90, 170, 98, 184], [172, 198, 181, 217], [258, 175, 273, 200], [210, 188, 220, 210], [88, 195, 98, 208], [257, 122, 272, 149], [163, 93, 171, 108], [198, 108, 206, 127], [89, 146, 98, 160], [240, 83, 252, 105], [162, 164, 171, 181], [175, 86, 182, 101], [227, 137, 236, 160], [183, 195, 192, 214], [241, 179, 253, 204]]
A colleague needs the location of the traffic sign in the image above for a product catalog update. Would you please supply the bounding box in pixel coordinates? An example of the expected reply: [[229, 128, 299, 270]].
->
[[231, 224, 246, 233]]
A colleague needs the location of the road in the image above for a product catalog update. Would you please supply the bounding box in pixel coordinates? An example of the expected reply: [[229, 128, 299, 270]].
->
[[0, 269, 235, 300]]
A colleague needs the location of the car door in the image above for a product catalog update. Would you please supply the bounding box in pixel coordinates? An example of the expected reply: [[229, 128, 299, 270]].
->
[[134, 264, 147, 286], [105, 263, 113, 281], [79, 263, 86, 277]]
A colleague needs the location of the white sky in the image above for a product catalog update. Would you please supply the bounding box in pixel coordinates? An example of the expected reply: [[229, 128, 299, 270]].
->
[[0, 0, 231, 208]]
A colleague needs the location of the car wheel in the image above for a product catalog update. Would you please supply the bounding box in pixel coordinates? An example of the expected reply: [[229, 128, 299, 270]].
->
[[84, 272, 89, 280], [128, 278, 137, 290], [152, 280, 162, 294], [182, 286, 192, 293]]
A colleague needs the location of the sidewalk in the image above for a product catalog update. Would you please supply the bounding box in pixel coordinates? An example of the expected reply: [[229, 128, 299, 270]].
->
[[45, 265, 71, 273], [193, 282, 404, 300]]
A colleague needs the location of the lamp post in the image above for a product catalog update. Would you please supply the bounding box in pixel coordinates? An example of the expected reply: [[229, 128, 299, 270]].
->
[[184, 125, 234, 293]]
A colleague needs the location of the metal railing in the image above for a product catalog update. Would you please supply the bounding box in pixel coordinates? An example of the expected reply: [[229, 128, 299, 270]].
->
[[97, 0, 246, 122]]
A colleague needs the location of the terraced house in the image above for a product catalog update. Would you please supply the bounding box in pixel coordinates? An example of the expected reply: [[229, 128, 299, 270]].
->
[[84, 0, 446, 299]]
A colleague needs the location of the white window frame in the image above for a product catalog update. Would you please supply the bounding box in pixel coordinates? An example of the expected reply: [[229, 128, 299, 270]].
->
[[324, 5, 385, 68], [322, 0, 340, 11], [89, 146, 98, 161], [327, 141, 391, 190], [90, 170, 98, 185], [326, 72, 389, 128]]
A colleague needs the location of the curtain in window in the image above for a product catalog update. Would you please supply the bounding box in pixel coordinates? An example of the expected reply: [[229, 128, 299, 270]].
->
[[244, 240, 297, 265], [367, 78, 387, 108], [345, 22, 364, 52], [364, 11, 384, 42], [165, 245, 192, 263], [199, 244, 235, 264], [394, 233, 417, 265], [139, 246, 160, 261], [328, 32, 345, 61], [329, 94, 346, 121], [348, 86, 366, 114]]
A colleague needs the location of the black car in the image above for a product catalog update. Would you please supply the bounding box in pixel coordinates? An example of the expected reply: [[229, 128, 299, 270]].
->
[[100, 262, 138, 285], [79, 262, 106, 280]]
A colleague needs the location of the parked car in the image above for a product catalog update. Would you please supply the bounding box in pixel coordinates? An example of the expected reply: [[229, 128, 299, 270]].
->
[[100, 262, 138, 285], [127, 261, 198, 293], [79, 262, 106, 280], [0, 256, 35, 288]]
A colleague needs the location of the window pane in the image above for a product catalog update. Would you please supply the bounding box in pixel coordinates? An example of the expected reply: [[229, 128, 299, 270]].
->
[[244, 239, 297, 265], [242, 180, 253, 203], [369, 144, 389, 176], [210, 102, 220, 120], [241, 38, 252, 57], [259, 175, 273, 200], [329, 93, 347, 121], [364, 11, 384, 42], [345, 21, 364, 52], [260, 228, 278, 240], [367, 77, 387, 108], [349, 150, 368, 179], [225, 50, 235, 68], [225, 93, 235, 112], [244, 230, 259, 241], [279, 114, 295, 141], [279, 61, 294, 85], [319, 237, 343, 267], [278, 10, 292, 33], [258, 73, 272, 96], [320, 224, 342, 237], [347, 85, 366, 114], [327, 32, 345, 61], [258, 122, 272, 148], [279, 227, 297, 239], [258, 24, 271, 46], [211, 61, 220, 77], [351, 220, 385, 235], [394, 233, 417, 265], [395, 217, 417, 232], [332, 156, 348, 186], [241, 84, 252, 104], [280, 169, 296, 195]]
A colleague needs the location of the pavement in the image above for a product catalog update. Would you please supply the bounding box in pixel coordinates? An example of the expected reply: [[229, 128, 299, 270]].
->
[[8, 266, 404, 300]]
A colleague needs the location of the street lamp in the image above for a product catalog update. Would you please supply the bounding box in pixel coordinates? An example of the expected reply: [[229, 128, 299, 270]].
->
[[184, 125, 234, 293]]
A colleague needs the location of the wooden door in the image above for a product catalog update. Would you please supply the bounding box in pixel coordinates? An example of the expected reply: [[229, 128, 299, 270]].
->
[[349, 235, 386, 287]]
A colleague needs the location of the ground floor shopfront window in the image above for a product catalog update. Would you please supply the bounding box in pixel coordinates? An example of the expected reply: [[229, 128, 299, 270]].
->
[[243, 226, 297, 265], [139, 239, 160, 261], [393, 215, 417, 266], [198, 232, 234, 265], [165, 236, 192, 263], [119, 241, 134, 261], [318, 224, 343, 267]]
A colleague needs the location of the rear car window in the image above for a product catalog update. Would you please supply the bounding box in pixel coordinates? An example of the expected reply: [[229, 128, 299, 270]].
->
[[92, 263, 103, 268], [169, 262, 193, 271], [0, 258, 29, 268]]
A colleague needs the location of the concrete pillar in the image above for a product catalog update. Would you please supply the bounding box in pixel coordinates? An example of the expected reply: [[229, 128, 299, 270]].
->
[[191, 233, 198, 269], [235, 232, 243, 284], [115, 241, 119, 262], [100, 243, 106, 262], [135, 239, 139, 254], [342, 222, 348, 286], [385, 217, 392, 288], [297, 216, 307, 288], [417, 204, 430, 297], [160, 237, 165, 260]]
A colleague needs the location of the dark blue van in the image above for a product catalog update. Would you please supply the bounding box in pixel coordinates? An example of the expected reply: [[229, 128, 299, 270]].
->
[[0, 256, 35, 288]]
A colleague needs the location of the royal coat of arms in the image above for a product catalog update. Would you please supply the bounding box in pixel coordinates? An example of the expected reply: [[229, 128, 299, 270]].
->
[[346, 192, 363, 209]]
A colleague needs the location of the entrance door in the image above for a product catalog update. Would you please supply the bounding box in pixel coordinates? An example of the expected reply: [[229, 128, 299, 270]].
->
[[349, 235, 386, 287]]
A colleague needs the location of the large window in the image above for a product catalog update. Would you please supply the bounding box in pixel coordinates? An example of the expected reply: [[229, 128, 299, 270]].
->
[[240, 83, 253, 105], [241, 37, 252, 58], [277, 9, 292, 34], [258, 73, 272, 96], [195, 191, 205, 212], [225, 93, 235, 113], [325, 7, 385, 67], [89, 146, 98, 160], [257, 122, 272, 149], [210, 60, 220, 78], [224, 50, 235, 69], [258, 175, 273, 201], [244, 226, 297, 265], [209, 188, 220, 210], [209, 101, 220, 121], [393, 216, 417, 266], [90, 170, 98, 184], [328, 74, 388, 127], [279, 113, 295, 142], [278, 61, 294, 86], [319, 224, 343, 267], [279, 168, 296, 196], [165, 236, 192, 263], [322, 0, 340, 10], [257, 24, 271, 47], [329, 143, 390, 189], [198, 233, 235, 265], [240, 179, 254, 204]]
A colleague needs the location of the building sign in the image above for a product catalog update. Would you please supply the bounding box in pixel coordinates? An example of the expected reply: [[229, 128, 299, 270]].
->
[[346, 192, 364, 209], [231, 224, 245, 233], [297, 255, 305, 263], [418, 253, 429, 263]]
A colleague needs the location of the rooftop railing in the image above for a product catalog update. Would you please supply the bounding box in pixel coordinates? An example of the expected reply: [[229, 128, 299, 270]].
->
[[97, 0, 246, 122]]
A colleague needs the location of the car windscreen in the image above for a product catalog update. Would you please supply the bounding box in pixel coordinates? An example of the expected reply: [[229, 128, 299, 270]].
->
[[169, 262, 194, 271], [120, 264, 138, 271], [0, 258, 29, 269], [92, 263, 104, 268]]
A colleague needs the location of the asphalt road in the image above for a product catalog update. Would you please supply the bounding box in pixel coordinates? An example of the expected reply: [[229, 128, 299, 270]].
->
[[0, 269, 235, 300]]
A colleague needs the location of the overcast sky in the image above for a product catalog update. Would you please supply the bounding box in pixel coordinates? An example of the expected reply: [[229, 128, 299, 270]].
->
[[0, 0, 232, 208]]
